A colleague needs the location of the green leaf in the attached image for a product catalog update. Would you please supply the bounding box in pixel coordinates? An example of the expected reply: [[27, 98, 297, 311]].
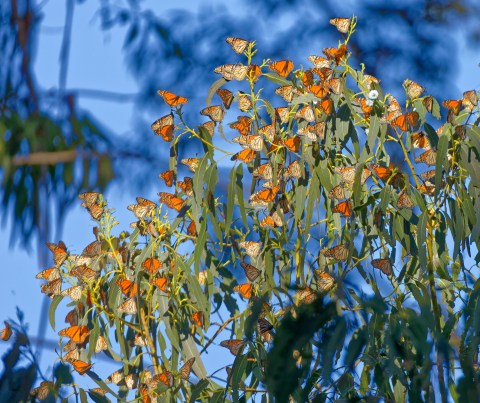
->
[[393, 380, 407, 403], [49, 295, 63, 330]]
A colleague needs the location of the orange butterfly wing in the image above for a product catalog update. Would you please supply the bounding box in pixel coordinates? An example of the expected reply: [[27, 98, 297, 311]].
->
[[442, 99, 462, 115], [269, 60, 294, 77], [217, 88, 234, 109], [332, 200, 353, 217], [157, 90, 188, 107], [234, 283, 253, 299], [142, 257, 162, 274], [231, 148, 256, 163], [68, 359, 92, 375], [116, 279, 137, 297], [58, 325, 90, 344], [152, 277, 168, 292], [282, 136, 301, 152], [159, 170, 175, 187]]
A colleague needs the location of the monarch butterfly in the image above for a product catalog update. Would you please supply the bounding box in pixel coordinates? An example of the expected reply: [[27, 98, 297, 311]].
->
[[152, 277, 168, 292], [335, 166, 371, 186], [133, 333, 147, 347], [187, 220, 197, 237], [276, 106, 290, 124], [260, 212, 283, 228], [355, 97, 373, 120], [323, 44, 347, 65], [315, 272, 336, 292], [85, 203, 104, 221], [284, 160, 301, 179], [142, 257, 162, 274], [179, 357, 196, 380], [420, 170, 436, 181], [82, 240, 102, 258], [159, 170, 175, 187], [282, 136, 301, 153], [61, 285, 83, 301], [229, 115, 252, 135], [232, 134, 264, 152], [95, 335, 108, 353], [65, 308, 80, 326], [250, 185, 281, 205], [191, 311, 204, 328], [442, 99, 462, 115], [298, 69, 314, 86], [321, 243, 349, 261], [329, 17, 351, 34], [153, 372, 174, 388], [410, 131, 431, 150], [225, 37, 250, 54], [269, 60, 294, 77], [237, 91, 253, 111], [240, 261, 261, 282], [462, 90, 478, 112], [234, 283, 253, 299], [326, 78, 342, 94], [116, 279, 137, 297], [181, 157, 200, 173], [47, 241, 69, 267], [308, 55, 331, 68], [71, 265, 98, 282], [41, 277, 62, 298], [295, 286, 317, 304], [151, 114, 174, 141], [214, 63, 248, 81], [127, 197, 156, 219], [239, 241, 262, 257], [158, 192, 185, 211], [275, 85, 298, 102], [415, 149, 437, 166], [117, 298, 137, 315], [216, 88, 234, 109], [313, 66, 334, 82], [247, 64, 262, 82], [253, 163, 273, 180], [200, 105, 225, 122], [372, 258, 393, 276], [418, 181, 436, 196], [177, 176, 193, 197], [0, 322, 12, 341], [89, 388, 107, 397], [231, 147, 257, 163], [78, 192, 100, 208], [67, 359, 92, 375], [422, 95, 434, 113], [363, 74, 380, 89], [220, 339, 247, 356], [106, 369, 123, 385], [156, 90, 188, 107], [298, 122, 326, 141], [333, 200, 353, 217], [295, 105, 316, 122], [391, 111, 419, 131], [258, 123, 276, 142], [58, 325, 90, 344], [306, 85, 327, 99], [200, 120, 215, 136], [31, 382, 55, 400], [369, 164, 396, 182], [385, 96, 402, 122], [403, 79, 425, 99], [328, 185, 346, 200], [397, 191, 414, 209], [257, 318, 274, 342], [36, 267, 61, 281], [124, 373, 139, 390], [63, 347, 80, 364], [319, 97, 334, 115]]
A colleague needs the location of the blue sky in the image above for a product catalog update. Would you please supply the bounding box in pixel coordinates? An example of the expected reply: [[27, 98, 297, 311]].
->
[[1, 0, 479, 394]]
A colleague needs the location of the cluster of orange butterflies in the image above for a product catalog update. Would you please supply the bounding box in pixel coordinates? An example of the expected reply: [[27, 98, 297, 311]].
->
[[27, 16, 479, 399]]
